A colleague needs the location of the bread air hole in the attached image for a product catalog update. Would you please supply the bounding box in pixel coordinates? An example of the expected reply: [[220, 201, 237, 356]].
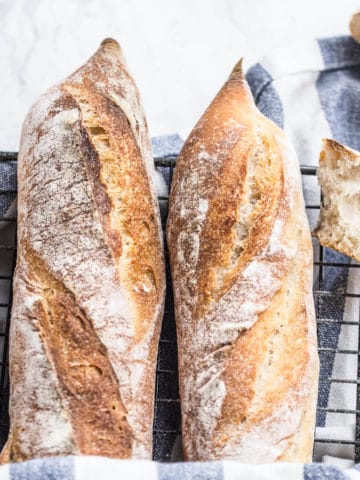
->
[[71, 364, 103, 384], [87, 125, 111, 150], [75, 314, 86, 330], [98, 138, 110, 149], [89, 126, 107, 136], [144, 268, 156, 290], [133, 268, 157, 294], [141, 220, 150, 231]]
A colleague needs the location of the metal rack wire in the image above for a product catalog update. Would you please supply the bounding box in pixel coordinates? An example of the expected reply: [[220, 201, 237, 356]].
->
[[0, 152, 359, 462]]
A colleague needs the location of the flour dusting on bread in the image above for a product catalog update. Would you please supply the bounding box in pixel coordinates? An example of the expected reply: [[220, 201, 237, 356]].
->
[[168, 60, 318, 462], [3, 39, 165, 463]]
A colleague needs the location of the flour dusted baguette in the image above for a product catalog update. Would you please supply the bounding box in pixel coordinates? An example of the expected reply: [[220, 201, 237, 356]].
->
[[167, 61, 319, 462], [1, 39, 165, 463]]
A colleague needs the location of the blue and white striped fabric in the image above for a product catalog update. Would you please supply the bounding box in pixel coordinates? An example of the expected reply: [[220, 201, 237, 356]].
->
[[1, 35, 360, 479], [0, 456, 358, 480]]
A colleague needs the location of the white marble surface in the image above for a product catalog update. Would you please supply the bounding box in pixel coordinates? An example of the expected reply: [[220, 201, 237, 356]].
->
[[0, 0, 359, 151]]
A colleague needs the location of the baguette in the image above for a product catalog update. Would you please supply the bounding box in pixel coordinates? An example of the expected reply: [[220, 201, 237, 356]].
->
[[167, 61, 319, 462], [1, 38, 165, 462], [313, 138, 360, 261]]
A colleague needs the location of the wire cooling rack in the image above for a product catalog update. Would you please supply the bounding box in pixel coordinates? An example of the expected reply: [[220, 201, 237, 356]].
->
[[0, 152, 359, 462]]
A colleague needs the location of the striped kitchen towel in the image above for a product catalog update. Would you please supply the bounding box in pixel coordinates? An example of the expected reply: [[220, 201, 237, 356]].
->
[[0, 456, 359, 480]]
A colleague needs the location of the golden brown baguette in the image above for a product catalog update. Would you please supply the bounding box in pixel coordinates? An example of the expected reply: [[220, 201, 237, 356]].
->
[[167, 61, 319, 462], [313, 138, 360, 261], [1, 38, 165, 463]]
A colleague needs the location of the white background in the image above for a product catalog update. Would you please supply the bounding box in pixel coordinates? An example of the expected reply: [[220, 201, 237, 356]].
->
[[0, 0, 359, 150]]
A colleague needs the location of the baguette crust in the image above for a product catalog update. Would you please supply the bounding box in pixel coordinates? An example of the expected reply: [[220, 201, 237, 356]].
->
[[2, 39, 165, 462], [167, 61, 318, 462]]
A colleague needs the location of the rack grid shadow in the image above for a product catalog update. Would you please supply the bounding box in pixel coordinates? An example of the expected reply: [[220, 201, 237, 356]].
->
[[0, 152, 359, 462]]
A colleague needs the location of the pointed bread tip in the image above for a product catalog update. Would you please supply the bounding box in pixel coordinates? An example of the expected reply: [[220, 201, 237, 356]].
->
[[97, 38, 125, 63], [100, 38, 121, 51], [226, 58, 254, 105], [229, 58, 245, 81]]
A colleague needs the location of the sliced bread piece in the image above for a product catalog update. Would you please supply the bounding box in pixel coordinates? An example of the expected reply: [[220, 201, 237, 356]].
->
[[313, 138, 360, 261]]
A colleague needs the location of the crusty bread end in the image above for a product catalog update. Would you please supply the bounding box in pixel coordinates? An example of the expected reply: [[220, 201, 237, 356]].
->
[[313, 138, 360, 261]]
